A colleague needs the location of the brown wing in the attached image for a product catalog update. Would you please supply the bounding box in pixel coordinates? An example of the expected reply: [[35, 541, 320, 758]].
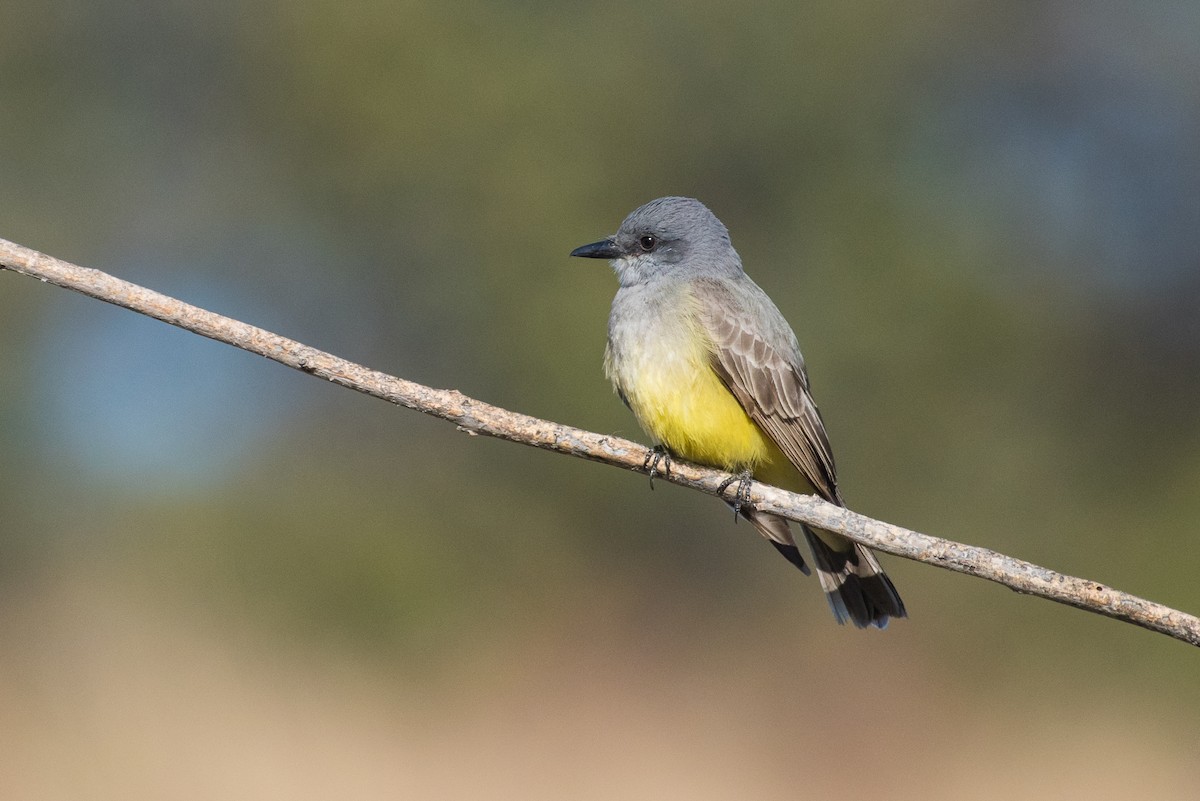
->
[[693, 277, 843, 505]]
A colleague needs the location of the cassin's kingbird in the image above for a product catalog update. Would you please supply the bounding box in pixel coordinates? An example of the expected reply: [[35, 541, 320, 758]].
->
[[571, 196, 905, 628]]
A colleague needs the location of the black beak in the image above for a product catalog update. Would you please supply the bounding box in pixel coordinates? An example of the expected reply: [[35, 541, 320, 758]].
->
[[570, 239, 621, 259]]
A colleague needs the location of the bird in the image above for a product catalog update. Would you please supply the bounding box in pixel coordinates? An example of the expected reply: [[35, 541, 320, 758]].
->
[[571, 196, 905, 628]]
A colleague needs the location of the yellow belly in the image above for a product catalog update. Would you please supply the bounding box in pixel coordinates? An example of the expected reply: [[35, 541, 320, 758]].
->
[[605, 284, 805, 491], [608, 328, 773, 471], [644, 367, 766, 467]]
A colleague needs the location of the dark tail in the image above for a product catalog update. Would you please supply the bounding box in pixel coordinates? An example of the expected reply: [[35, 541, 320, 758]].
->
[[740, 506, 905, 628], [802, 525, 906, 628]]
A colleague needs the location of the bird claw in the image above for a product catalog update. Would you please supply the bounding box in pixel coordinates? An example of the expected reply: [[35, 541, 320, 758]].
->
[[717, 469, 754, 520], [643, 445, 673, 489]]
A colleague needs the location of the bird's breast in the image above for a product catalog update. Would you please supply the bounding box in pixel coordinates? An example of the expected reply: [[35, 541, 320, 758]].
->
[[605, 283, 772, 470]]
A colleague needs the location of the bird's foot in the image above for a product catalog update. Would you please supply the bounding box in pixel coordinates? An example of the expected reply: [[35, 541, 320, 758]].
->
[[643, 445, 672, 489], [717, 469, 754, 520]]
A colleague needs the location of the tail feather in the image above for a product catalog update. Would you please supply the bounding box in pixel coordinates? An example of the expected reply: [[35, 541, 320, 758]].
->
[[768, 540, 812, 575], [802, 525, 906, 628], [737, 504, 810, 575], [734, 505, 905, 628]]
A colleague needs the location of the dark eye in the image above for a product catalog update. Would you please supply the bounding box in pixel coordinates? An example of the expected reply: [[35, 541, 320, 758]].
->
[[638, 234, 657, 252]]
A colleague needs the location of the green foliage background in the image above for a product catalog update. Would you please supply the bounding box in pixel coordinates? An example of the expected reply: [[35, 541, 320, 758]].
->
[[2, 2, 1198, 797]]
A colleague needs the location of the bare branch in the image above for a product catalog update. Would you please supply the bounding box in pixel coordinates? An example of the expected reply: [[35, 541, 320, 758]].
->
[[2, 236, 1197, 648]]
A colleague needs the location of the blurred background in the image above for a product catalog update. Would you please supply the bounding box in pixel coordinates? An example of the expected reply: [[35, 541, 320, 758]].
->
[[2, 1, 1198, 798]]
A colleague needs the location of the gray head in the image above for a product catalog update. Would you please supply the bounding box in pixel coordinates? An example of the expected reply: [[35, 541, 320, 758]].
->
[[570, 196, 743, 286]]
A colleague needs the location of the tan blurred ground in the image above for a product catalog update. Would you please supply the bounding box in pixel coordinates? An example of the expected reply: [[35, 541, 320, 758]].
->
[[1, 562, 1194, 801]]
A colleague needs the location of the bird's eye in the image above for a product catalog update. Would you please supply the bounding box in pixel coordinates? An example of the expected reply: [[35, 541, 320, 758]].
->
[[638, 235, 657, 252]]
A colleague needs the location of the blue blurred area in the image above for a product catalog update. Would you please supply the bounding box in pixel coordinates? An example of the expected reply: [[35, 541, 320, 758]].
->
[[908, 12, 1200, 296], [32, 269, 290, 490], [25, 219, 395, 490]]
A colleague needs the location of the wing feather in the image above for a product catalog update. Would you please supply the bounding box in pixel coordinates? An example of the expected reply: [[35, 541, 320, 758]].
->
[[693, 278, 842, 505]]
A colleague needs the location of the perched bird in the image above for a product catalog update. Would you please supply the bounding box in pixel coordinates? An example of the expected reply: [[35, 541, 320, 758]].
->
[[571, 196, 905, 628]]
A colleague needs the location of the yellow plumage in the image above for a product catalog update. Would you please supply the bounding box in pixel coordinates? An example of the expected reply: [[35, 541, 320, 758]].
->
[[631, 350, 766, 468], [604, 291, 799, 491]]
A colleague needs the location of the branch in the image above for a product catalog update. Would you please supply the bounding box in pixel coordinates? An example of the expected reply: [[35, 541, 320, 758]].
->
[[3, 236, 1198, 648]]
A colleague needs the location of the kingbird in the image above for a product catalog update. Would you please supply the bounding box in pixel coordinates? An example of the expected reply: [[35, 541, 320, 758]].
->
[[571, 196, 905, 628]]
